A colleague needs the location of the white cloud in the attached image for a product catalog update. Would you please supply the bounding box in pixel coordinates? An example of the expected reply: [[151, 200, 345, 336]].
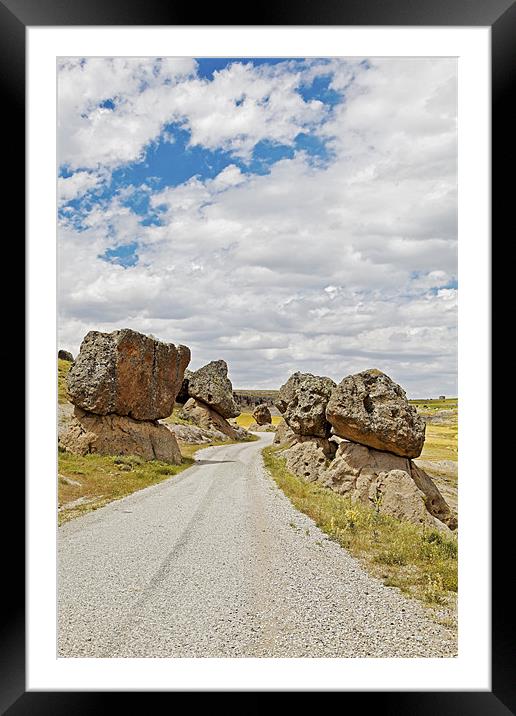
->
[[58, 58, 458, 397]]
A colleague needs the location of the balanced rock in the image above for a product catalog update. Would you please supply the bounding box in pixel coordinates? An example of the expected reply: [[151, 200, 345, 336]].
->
[[253, 403, 272, 425], [273, 419, 296, 447], [67, 329, 190, 421], [326, 369, 426, 458], [59, 407, 182, 464], [180, 398, 243, 440], [284, 442, 329, 483], [276, 372, 336, 437], [320, 441, 456, 530], [58, 349, 74, 362], [187, 360, 239, 419]]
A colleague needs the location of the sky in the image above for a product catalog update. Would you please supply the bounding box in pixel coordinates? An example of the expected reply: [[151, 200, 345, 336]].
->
[[57, 56, 457, 397]]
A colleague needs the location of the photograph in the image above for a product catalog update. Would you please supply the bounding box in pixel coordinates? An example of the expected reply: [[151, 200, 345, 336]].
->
[[56, 55, 460, 659]]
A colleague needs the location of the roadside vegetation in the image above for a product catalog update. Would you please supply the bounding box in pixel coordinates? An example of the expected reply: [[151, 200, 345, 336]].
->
[[263, 446, 458, 610], [58, 358, 72, 403], [58, 439, 243, 525]]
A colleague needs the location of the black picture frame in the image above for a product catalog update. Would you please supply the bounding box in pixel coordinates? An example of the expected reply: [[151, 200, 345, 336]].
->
[[7, 0, 508, 710]]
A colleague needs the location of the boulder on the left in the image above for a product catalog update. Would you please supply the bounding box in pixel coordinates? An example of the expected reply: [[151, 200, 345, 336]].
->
[[59, 407, 182, 464], [67, 329, 191, 421]]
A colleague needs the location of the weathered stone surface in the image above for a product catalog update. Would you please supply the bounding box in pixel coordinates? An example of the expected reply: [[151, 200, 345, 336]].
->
[[59, 407, 182, 464], [164, 423, 215, 445], [326, 369, 426, 458], [187, 360, 239, 419], [292, 435, 337, 460], [175, 369, 193, 405], [283, 442, 329, 483], [320, 441, 456, 530], [273, 419, 296, 447], [247, 421, 277, 433], [276, 372, 336, 437], [58, 349, 74, 362], [180, 398, 244, 440], [253, 403, 272, 425], [67, 329, 191, 421]]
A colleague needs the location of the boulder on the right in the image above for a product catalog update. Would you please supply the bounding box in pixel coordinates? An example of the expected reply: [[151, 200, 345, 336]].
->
[[326, 369, 426, 458], [320, 441, 457, 530]]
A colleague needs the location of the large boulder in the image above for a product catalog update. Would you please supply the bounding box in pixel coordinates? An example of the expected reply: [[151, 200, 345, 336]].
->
[[273, 419, 296, 447], [326, 369, 426, 458], [67, 329, 190, 421], [320, 441, 456, 530], [59, 407, 182, 464], [58, 349, 74, 362], [180, 398, 244, 440], [187, 360, 239, 419], [283, 442, 329, 483], [275, 372, 336, 437], [253, 403, 272, 425]]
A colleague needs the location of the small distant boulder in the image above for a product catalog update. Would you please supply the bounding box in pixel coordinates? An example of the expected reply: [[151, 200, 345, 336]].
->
[[253, 403, 272, 425], [326, 369, 426, 458], [276, 372, 336, 437], [67, 329, 191, 421], [187, 360, 240, 419], [59, 407, 182, 464], [58, 349, 74, 362]]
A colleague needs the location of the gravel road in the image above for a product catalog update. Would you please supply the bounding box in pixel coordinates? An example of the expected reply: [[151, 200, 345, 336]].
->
[[58, 434, 457, 657]]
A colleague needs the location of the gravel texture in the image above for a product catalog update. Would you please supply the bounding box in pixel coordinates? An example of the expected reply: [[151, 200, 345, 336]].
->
[[58, 433, 457, 658]]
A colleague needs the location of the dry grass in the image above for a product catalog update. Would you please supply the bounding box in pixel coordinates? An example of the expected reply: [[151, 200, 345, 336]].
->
[[263, 446, 458, 608], [58, 358, 72, 404], [235, 412, 282, 428]]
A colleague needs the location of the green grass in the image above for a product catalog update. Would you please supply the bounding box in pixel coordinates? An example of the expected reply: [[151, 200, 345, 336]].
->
[[263, 446, 457, 607], [58, 358, 72, 404], [161, 403, 195, 426], [410, 398, 457, 411]]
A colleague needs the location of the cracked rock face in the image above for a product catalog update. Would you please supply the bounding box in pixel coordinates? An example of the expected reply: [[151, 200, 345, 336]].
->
[[59, 407, 182, 464], [187, 360, 240, 419], [67, 329, 191, 421], [276, 372, 336, 437], [326, 369, 426, 458]]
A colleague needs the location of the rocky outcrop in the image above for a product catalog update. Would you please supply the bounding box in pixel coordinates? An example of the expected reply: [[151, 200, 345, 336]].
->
[[247, 422, 276, 432], [58, 349, 74, 362], [283, 442, 329, 483], [187, 360, 239, 419], [165, 423, 221, 445], [326, 369, 426, 458], [320, 441, 456, 530], [59, 407, 182, 464], [276, 372, 336, 437], [180, 398, 245, 440], [67, 329, 191, 421], [273, 419, 296, 447], [253, 403, 272, 425]]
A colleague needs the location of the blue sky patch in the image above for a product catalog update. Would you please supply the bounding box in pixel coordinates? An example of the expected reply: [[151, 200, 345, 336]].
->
[[99, 241, 139, 268]]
